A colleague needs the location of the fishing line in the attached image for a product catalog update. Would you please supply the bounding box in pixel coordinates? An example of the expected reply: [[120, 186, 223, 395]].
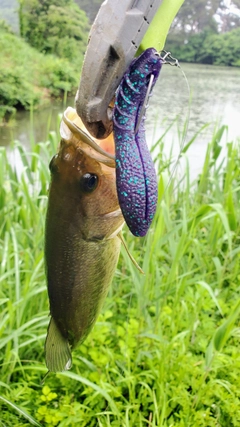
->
[[40, 370, 50, 385], [164, 59, 191, 192], [133, 50, 191, 199], [157, 52, 191, 197], [123, 55, 191, 337], [151, 51, 191, 197]]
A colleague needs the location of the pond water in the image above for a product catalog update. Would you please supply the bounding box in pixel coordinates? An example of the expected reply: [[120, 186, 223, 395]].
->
[[147, 62, 240, 177], [1, 62, 240, 177]]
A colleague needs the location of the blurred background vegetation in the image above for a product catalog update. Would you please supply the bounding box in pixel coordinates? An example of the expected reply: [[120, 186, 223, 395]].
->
[[0, 0, 240, 122], [166, 0, 240, 66]]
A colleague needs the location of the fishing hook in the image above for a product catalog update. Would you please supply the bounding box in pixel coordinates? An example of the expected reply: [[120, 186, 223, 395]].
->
[[135, 73, 155, 135]]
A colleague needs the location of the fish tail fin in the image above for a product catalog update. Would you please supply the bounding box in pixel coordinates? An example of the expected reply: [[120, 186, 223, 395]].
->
[[45, 317, 72, 372]]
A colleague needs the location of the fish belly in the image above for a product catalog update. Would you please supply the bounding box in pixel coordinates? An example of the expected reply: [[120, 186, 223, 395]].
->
[[45, 235, 121, 372]]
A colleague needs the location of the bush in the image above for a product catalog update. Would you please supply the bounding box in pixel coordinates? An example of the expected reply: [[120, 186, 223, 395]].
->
[[199, 27, 240, 66], [0, 1, 89, 120], [166, 27, 240, 67], [0, 29, 79, 114], [20, 0, 89, 63]]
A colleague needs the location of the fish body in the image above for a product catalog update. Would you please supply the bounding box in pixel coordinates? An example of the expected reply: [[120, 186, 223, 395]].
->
[[45, 108, 124, 372], [113, 48, 162, 237], [45, 48, 160, 371]]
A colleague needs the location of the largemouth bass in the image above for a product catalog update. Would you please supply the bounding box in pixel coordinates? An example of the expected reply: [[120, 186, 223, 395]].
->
[[45, 107, 124, 372]]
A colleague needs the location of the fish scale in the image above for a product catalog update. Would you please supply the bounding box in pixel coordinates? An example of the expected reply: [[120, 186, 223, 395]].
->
[[113, 48, 162, 237], [44, 110, 124, 372]]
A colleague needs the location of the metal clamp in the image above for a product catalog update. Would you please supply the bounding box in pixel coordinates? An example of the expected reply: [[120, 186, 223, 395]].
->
[[158, 50, 179, 67], [75, 0, 163, 139]]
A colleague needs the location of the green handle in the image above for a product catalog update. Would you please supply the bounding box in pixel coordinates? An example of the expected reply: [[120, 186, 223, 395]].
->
[[139, 0, 185, 52]]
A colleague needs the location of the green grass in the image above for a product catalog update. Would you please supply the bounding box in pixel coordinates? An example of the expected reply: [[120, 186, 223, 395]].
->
[[0, 123, 240, 426]]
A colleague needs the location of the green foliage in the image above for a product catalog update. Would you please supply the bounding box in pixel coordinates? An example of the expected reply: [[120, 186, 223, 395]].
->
[[172, 0, 223, 34], [168, 0, 240, 65], [0, 1, 89, 120], [0, 29, 79, 114], [1, 122, 240, 425], [20, 0, 90, 63], [199, 28, 240, 66], [166, 27, 240, 66], [0, 17, 13, 33]]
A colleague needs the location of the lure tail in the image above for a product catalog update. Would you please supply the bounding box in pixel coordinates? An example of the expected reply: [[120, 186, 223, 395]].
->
[[113, 48, 162, 237], [45, 317, 72, 372]]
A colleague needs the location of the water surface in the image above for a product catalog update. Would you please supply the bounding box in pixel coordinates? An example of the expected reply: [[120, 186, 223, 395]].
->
[[1, 63, 240, 176], [148, 62, 240, 177]]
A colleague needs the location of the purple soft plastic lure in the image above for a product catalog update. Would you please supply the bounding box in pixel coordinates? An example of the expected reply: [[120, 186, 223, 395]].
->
[[113, 48, 162, 237]]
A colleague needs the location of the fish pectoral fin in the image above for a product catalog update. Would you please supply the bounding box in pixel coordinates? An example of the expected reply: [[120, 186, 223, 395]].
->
[[45, 317, 72, 372], [118, 232, 144, 275]]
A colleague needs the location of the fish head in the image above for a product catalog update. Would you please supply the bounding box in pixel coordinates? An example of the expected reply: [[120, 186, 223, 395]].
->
[[47, 107, 124, 241]]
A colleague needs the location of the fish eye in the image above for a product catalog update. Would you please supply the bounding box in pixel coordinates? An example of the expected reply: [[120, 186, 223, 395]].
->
[[80, 173, 99, 193], [49, 155, 58, 174]]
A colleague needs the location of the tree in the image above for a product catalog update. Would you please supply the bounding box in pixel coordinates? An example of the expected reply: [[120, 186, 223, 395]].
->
[[19, 0, 90, 63], [216, 0, 240, 32], [171, 0, 221, 34], [198, 27, 240, 65], [171, 0, 240, 34]]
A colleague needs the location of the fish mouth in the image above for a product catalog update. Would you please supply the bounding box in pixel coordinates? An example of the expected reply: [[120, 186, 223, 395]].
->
[[102, 208, 125, 239], [61, 107, 116, 168]]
